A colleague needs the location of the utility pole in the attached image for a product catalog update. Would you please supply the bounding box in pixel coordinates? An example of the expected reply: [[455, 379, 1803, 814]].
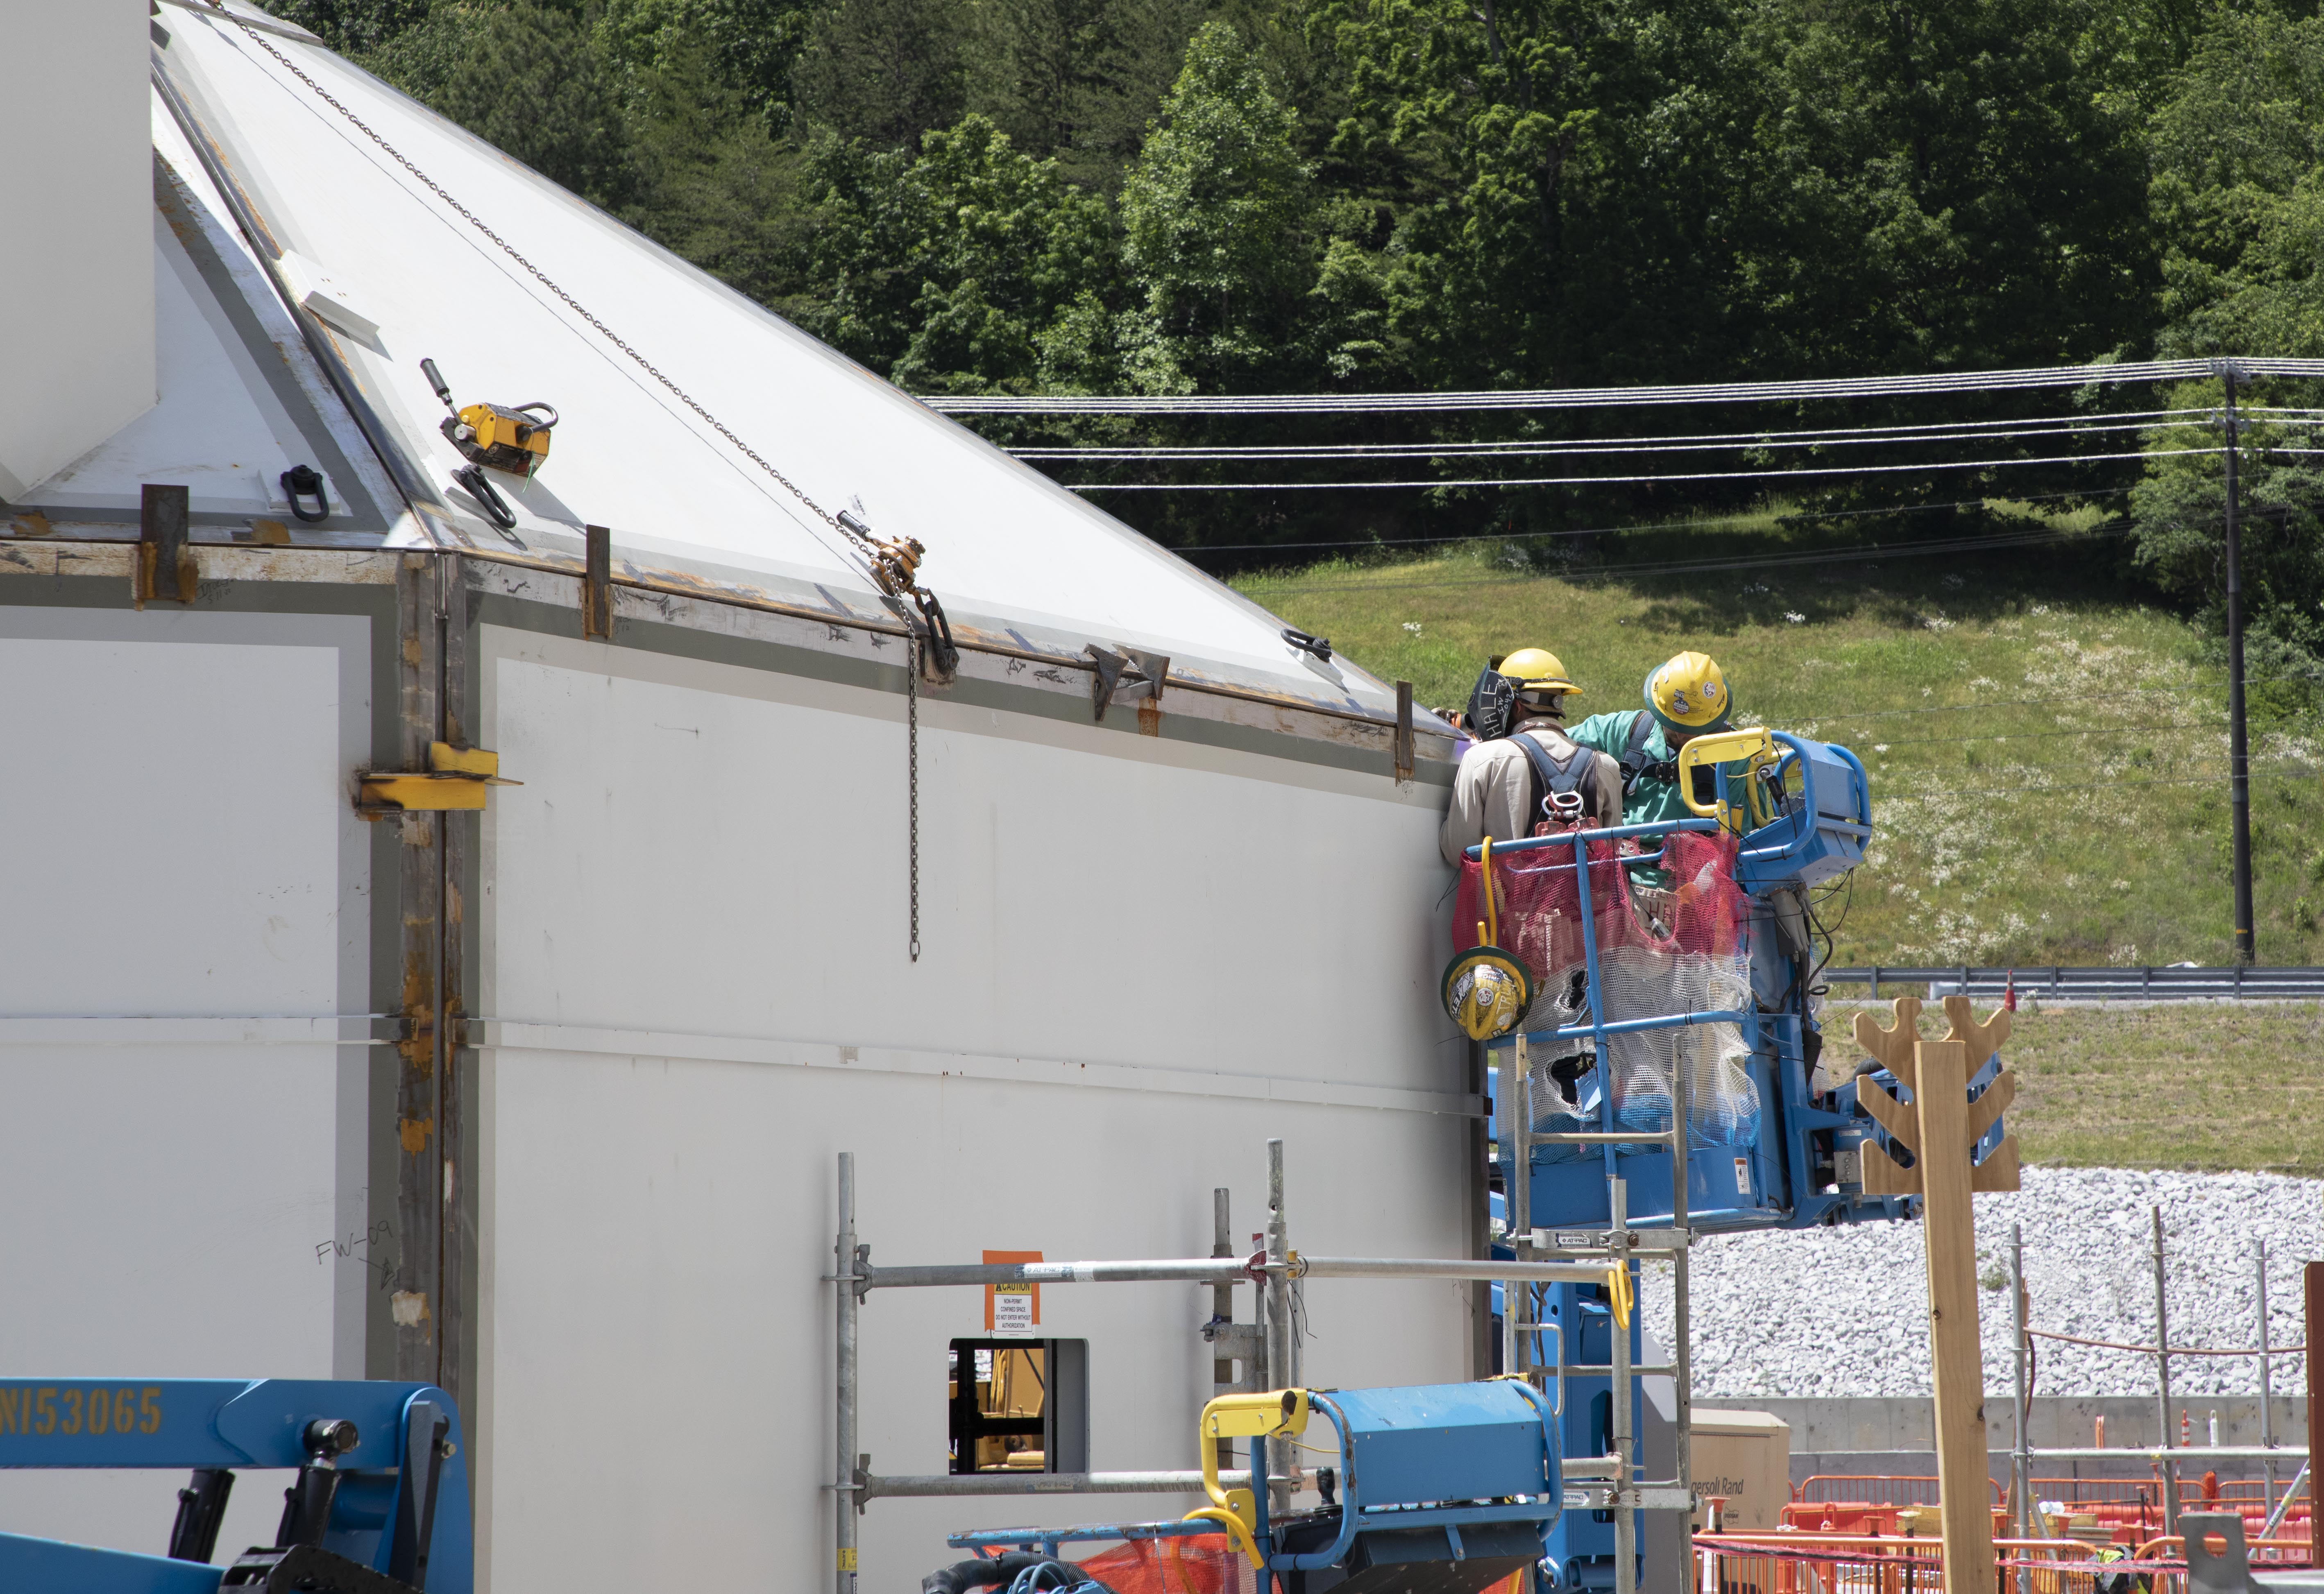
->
[[2222, 362, 2254, 966]]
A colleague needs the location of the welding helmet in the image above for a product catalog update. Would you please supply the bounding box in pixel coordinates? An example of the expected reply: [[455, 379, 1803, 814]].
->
[[1441, 944, 1533, 1041], [1644, 651, 1732, 736], [1466, 648, 1581, 741]]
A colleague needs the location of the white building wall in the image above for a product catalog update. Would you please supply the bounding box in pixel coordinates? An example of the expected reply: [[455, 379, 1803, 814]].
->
[[476, 627, 1470, 1590], [0, 610, 373, 1564]]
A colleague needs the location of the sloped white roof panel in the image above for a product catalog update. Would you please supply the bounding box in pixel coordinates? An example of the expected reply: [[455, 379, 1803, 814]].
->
[[16, 91, 406, 538], [151, 1, 1393, 710]]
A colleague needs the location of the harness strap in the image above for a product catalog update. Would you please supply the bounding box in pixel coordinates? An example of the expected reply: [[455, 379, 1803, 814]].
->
[[1618, 710, 1679, 796], [1513, 731, 1590, 822]]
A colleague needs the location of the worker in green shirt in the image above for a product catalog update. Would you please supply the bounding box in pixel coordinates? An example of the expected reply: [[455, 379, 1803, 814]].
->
[[1569, 651, 1738, 928], [1568, 650, 1738, 826]]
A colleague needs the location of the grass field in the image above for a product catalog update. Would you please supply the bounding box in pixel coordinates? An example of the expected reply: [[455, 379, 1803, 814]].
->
[[1944, 1000, 2324, 1175], [1236, 524, 2324, 968]]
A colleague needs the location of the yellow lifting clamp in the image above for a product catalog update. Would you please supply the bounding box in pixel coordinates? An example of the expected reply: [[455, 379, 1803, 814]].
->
[[1675, 726, 1780, 832], [421, 357, 556, 478], [1185, 1389, 1310, 1568], [357, 741, 521, 819]]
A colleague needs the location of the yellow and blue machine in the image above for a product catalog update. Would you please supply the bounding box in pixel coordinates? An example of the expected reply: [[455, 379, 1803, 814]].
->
[[0, 1379, 470, 1593], [943, 1381, 1562, 1594]]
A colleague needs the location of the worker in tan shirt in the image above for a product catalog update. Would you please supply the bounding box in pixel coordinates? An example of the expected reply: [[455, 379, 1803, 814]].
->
[[1438, 648, 1623, 867]]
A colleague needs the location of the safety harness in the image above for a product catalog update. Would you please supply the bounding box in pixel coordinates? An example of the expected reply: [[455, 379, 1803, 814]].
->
[[1510, 728, 1594, 827], [1618, 711, 1680, 797]]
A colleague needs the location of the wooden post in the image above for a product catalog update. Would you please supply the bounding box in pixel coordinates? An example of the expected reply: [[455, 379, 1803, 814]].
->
[[1916, 1036, 1993, 1594], [1853, 996, 2018, 1594]]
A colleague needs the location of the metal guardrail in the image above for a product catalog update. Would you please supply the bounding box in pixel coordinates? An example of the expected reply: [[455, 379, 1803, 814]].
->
[[1825, 966, 2324, 1000]]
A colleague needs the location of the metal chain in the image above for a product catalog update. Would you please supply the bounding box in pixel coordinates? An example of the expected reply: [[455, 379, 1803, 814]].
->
[[906, 634, 921, 963], [200, 2, 866, 551]]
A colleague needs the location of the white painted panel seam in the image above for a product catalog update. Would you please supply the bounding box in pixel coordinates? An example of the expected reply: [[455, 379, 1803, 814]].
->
[[474, 1021, 1480, 1117], [0, 1016, 385, 1045]]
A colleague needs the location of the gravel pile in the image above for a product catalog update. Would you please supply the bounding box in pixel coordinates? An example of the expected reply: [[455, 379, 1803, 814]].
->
[[1639, 1168, 2320, 1397]]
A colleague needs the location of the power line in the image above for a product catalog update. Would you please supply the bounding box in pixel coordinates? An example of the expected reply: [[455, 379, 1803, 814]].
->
[[1014, 412, 2221, 462], [925, 357, 2324, 415], [1064, 446, 2207, 492]]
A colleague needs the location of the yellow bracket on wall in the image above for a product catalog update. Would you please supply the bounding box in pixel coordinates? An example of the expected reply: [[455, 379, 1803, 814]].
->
[[358, 741, 521, 819], [1676, 727, 1778, 831]]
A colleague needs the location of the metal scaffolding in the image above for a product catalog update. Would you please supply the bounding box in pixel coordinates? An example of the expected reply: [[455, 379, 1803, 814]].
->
[[1497, 1030, 1699, 1594], [828, 1137, 1689, 1594]]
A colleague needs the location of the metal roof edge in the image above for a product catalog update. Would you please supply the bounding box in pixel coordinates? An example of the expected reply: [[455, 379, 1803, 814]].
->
[[149, 39, 456, 551]]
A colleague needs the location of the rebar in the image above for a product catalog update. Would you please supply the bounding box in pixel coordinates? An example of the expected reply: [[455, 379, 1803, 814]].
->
[[2011, 1223, 2031, 1594], [2259, 1239, 2279, 1518], [2154, 1206, 2181, 1533]]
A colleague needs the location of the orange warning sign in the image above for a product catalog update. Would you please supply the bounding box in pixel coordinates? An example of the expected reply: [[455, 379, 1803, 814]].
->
[[984, 1250, 1041, 1335]]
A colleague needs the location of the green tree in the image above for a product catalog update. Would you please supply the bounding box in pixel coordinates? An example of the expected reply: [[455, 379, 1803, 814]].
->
[[621, 36, 812, 308], [594, 0, 817, 133], [1728, 0, 2158, 377], [2133, 12, 2324, 672], [1117, 23, 1315, 391], [2149, 9, 2324, 360], [787, 116, 1119, 390], [789, 0, 969, 148]]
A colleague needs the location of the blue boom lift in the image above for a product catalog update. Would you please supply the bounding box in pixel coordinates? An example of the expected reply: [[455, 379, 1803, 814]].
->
[[0, 1379, 470, 1593], [1468, 728, 2009, 1591]]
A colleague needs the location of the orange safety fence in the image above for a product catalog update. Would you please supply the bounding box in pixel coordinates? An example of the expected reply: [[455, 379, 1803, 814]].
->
[[2125, 1535, 2315, 1594], [1697, 1533, 2129, 1594], [1695, 1528, 2317, 1594], [1781, 1503, 2011, 1541], [1069, 1536, 1525, 1594], [1796, 1476, 2006, 1508]]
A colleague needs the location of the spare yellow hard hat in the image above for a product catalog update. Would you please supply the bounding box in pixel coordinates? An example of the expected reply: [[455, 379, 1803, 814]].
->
[[1495, 648, 1581, 695], [1442, 944, 1533, 1041], [1645, 650, 1732, 731]]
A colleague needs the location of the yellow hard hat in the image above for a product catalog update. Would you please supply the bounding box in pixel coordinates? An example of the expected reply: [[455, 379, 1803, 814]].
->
[[1441, 945, 1533, 1041], [1494, 648, 1581, 695], [1644, 650, 1732, 731]]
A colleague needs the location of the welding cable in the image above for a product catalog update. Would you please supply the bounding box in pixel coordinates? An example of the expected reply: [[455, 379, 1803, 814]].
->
[[1012, 412, 2215, 462], [1062, 446, 2212, 492], [926, 357, 2324, 414]]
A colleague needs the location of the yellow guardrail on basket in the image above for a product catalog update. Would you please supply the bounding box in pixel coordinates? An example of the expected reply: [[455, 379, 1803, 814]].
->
[[1675, 727, 1779, 831]]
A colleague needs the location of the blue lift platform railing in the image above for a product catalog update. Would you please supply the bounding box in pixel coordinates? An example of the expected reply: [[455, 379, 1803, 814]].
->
[[1462, 727, 2001, 1594], [0, 1378, 472, 1594]]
